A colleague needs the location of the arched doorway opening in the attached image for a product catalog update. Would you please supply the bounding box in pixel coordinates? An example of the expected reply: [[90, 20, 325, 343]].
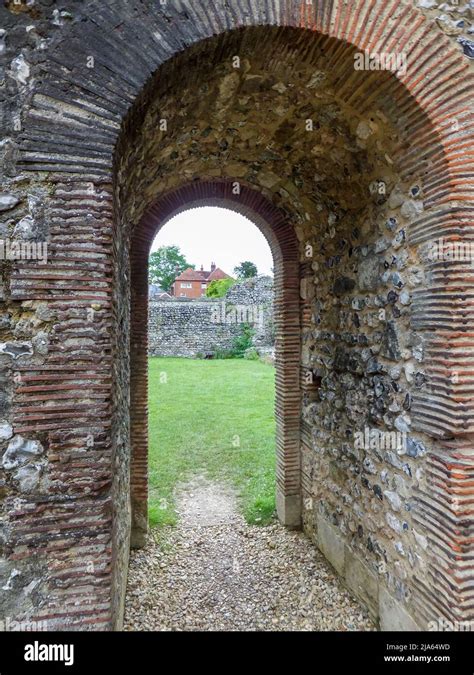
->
[[128, 182, 301, 549], [145, 205, 276, 531], [108, 22, 467, 630]]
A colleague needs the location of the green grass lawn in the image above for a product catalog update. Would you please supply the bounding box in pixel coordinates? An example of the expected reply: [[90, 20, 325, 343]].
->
[[148, 357, 276, 527]]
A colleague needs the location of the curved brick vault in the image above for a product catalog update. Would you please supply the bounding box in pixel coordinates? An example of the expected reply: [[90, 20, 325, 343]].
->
[[0, 0, 473, 631]]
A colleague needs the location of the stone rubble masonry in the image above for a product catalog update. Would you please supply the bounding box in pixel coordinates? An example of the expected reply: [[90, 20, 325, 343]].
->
[[148, 276, 274, 358], [0, 0, 473, 631]]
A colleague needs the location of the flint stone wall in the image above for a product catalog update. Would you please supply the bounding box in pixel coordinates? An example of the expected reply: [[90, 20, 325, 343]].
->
[[148, 276, 274, 357]]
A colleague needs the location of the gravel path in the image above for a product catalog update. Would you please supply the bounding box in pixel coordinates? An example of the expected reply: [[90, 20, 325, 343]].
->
[[124, 477, 375, 631]]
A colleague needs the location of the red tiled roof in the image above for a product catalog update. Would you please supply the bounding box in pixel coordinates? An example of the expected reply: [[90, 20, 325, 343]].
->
[[208, 268, 231, 281], [174, 266, 233, 282], [174, 267, 208, 281]]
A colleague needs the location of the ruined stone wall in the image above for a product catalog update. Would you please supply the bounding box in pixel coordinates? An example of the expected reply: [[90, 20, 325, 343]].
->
[[149, 299, 241, 357], [226, 276, 274, 347], [0, 0, 473, 632], [299, 175, 433, 628], [148, 277, 274, 357]]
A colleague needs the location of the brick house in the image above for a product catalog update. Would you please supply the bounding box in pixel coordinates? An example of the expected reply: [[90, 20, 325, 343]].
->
[[172, 262, 232, 298]]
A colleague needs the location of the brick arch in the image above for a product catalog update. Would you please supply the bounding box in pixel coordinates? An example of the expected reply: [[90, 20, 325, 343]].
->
[[3, 0, 472, 630], [129, 180, 301, 547], [19, 1, 474, 435], [17, 2, 474, 441]]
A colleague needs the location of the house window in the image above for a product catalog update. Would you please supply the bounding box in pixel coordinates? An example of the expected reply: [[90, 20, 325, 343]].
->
[[180, 282, 192, 288], [201, 283, 207, 289]]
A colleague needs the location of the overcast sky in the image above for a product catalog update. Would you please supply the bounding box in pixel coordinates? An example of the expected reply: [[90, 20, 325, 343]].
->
[[151, 207, 274, 277]]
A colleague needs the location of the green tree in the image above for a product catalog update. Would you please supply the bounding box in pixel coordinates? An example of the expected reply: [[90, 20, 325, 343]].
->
[[149, 246, 193, 292], [206, 278, 235, 298], [234, 261, 258, 279]]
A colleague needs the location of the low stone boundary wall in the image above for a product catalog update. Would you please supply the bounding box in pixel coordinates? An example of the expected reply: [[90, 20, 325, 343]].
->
[[148, 277, 274, 357]]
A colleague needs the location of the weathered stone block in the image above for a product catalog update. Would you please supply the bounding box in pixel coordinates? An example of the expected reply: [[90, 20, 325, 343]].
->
[[379, 587, 421, 631], [276, 490, 301, 529], [0, 194, 19, 211], [344, 549, 379, 621], [316, 515, 345, 576], [2, 435, 43, 471]]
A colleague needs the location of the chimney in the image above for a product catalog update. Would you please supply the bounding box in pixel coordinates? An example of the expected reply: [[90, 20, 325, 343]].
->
[[211, 262, 216, 272], [200, 264, 204, 271]]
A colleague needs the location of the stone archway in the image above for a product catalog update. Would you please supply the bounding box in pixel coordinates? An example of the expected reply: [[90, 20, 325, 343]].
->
[[129, 181, 301, 548], [1, 0, 473, 631]]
